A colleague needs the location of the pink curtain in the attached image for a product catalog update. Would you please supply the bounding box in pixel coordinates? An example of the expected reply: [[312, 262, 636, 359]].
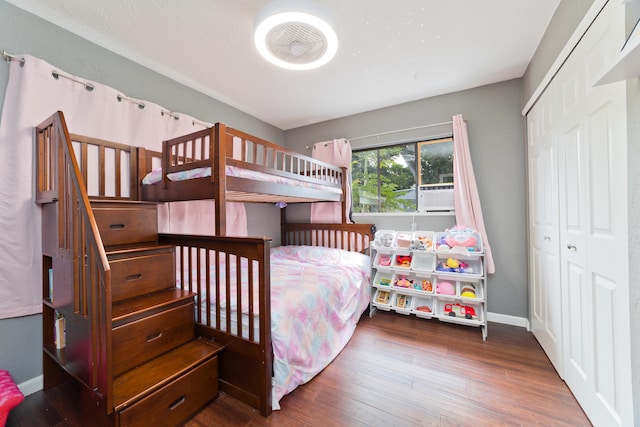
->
[[452, 114, 495, 274], [310, 138, 352, 224], [0, 55, 246, 319]]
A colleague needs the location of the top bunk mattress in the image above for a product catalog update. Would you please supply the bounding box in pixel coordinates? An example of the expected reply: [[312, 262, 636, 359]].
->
[[142, 165, 343, 195]]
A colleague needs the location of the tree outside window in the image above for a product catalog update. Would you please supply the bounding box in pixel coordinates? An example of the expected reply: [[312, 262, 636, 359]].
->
[[352, 137, 454, 213]]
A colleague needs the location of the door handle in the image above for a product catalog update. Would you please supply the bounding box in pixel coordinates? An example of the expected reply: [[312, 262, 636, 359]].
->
[[543, 236, 551, 241], [567, 244, 576, 251]]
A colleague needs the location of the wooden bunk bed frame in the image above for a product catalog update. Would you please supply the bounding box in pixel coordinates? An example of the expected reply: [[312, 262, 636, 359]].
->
[[39, 111, 374, 418]]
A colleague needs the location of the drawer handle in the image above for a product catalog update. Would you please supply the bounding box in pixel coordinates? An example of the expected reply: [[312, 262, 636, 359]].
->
[[168, 395, 186, 411], [146, 331, 163, 342], [109, 223, 125, 230], [126, 273, 143, 282]]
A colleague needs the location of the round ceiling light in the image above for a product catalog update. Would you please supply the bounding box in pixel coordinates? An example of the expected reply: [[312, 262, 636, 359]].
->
[[254, 0, 338, 70]]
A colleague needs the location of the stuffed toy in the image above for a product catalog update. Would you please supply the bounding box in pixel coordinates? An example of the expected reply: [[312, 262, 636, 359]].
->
[[436, 280, 455, 295], [445, 226, 479, 252]]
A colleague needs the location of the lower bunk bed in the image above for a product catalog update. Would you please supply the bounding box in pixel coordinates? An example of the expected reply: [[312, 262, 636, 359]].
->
[[160, 223, 374, 415]]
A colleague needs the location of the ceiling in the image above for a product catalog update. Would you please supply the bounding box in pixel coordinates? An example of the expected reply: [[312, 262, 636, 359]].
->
[[7, 0, 560, 130]]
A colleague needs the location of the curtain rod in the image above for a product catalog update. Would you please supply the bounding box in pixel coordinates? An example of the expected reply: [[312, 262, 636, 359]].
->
[[349, 120, 453, 141], [1, 50, 25, 67], [305, 120, 453, 150]]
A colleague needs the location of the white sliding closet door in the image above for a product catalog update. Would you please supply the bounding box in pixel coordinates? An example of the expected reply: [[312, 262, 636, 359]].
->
[[527, 1, 633, 425]]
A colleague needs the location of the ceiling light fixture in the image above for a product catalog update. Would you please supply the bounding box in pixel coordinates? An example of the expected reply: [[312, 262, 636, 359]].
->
[[254, 0, 338, 70]]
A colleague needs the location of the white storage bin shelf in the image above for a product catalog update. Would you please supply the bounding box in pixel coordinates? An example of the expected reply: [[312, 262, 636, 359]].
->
[[370, 227, 488, 339]]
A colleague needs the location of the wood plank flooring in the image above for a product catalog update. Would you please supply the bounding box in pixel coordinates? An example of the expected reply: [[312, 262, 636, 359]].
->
[[7, 312, 590, 426]]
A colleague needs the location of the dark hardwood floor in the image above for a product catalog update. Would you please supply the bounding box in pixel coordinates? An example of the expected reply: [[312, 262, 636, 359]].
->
[[7, 312, 591, 426]]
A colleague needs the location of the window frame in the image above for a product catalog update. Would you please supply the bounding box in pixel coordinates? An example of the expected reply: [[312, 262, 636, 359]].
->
[[351, 136, 455, 216]]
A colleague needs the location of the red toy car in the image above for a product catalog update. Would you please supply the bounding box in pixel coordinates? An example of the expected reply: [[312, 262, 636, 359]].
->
[[444, 303, 477, 320]]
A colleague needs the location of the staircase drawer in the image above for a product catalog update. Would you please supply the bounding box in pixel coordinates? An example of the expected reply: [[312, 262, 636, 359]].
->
[[110, 249, 175, 302], [113, 302, 195, 377], [93, 203, 157, 246], [118, 356, 218, 427]]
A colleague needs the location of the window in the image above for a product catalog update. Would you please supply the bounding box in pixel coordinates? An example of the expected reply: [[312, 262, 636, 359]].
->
[[351, 137, 454, 214]]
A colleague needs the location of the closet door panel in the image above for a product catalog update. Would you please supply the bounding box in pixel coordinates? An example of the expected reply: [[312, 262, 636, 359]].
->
[[592, 273, 617, 407], [554, 1, 632, 424], [528, 97, 562, 374], [565, 261, 588, 377]]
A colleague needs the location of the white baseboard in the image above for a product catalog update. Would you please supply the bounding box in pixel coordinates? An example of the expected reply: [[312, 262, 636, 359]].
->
[[487, 312, 530, 329], [18, 374, 43, 397]]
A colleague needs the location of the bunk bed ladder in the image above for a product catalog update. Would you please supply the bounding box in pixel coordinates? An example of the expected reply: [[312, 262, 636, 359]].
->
[[35, 111, 224, 426]]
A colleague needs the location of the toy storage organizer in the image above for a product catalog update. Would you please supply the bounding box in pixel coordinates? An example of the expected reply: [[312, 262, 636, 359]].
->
[[370, 229, 488, 340]]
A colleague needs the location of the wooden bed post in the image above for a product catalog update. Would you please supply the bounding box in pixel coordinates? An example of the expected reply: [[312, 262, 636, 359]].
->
[[213, 123, 227, 236], [280, 206, 286, 245]]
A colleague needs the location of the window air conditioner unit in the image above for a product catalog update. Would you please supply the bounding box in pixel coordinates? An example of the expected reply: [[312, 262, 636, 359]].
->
[[418, 187, 455, 212]]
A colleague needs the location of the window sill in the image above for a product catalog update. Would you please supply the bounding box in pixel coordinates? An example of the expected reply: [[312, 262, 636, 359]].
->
[[353, 211, 455, 218]]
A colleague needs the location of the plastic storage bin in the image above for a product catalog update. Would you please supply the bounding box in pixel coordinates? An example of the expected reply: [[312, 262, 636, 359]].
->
[[372, 270, 394, 288], [372, 249, 394, 269], [434, 228, 483, 254], [435, 255, 483, 276], [373, 230, 395, 248], [392, 293, 413, 315], [411, 251, 435, 272], [393, 231, 413, 249], [372, 289, 392, 310], [458, 281, 482, 300], [412, 230, 434, 251], [391, 250, 412, 269], [391, 272, 417, 290], [412, 296, 435, 318], [437, 300, 483, 324]]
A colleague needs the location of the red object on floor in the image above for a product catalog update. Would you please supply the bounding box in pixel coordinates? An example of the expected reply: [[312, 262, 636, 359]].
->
[[0, 370, 23, 427]]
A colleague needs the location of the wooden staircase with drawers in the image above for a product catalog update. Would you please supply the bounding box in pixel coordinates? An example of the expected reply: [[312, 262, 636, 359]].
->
[[36, 113, 223, 427]]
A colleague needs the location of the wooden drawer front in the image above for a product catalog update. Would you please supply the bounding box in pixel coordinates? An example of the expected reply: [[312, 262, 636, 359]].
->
[[111, 250, 175, 303], [118, 357, 218, 427], [113, 303, 195, 377], [93, 206, 157, 246]]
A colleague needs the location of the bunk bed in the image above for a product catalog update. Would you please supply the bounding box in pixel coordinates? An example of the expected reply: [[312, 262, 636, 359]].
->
[[51, 113, 374, 417]]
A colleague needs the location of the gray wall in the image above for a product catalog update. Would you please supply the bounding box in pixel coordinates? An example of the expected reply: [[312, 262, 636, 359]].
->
[[0, 0, 282, 386], [522, 0, 596, 102], [285, 79, 528, 320]]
